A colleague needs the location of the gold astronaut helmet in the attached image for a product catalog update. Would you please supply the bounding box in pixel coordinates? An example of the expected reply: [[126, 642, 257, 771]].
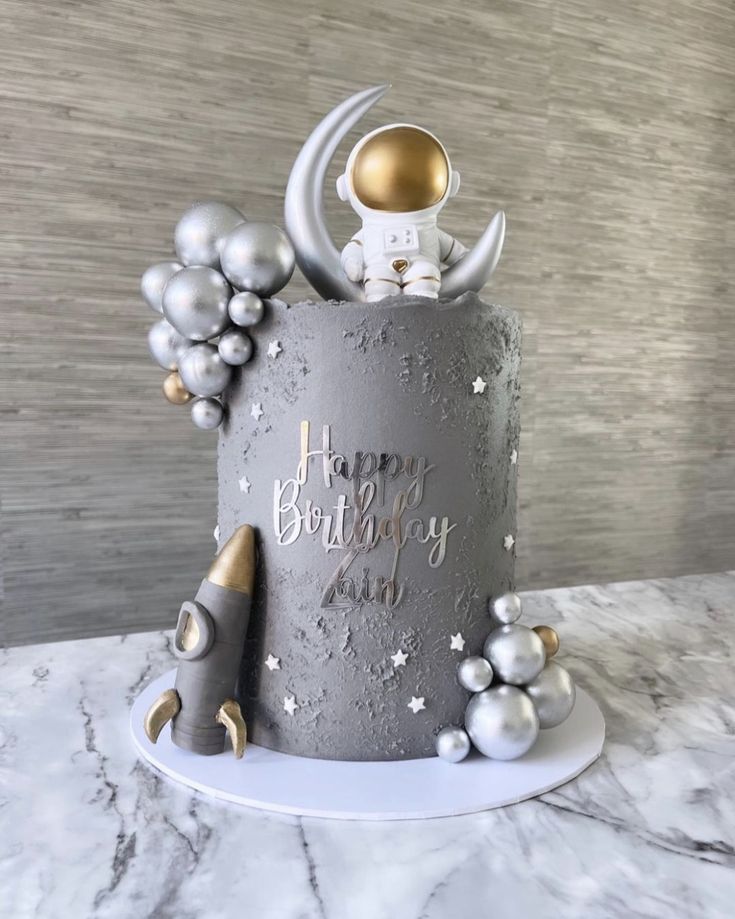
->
[[337, 123, 460, 214]]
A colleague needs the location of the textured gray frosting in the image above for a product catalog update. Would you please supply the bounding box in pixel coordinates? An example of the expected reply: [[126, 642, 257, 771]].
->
[[217, 291, 521, 760]]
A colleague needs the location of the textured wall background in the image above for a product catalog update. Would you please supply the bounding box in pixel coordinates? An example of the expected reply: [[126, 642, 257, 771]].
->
[[2, 0, 734, 645]]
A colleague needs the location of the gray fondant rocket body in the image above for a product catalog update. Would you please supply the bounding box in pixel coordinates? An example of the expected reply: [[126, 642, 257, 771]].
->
[[144, 525, 255, 757]]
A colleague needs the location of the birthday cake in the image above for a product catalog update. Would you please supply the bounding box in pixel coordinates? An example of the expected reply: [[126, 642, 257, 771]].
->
[[218, 292, 520, 759], [141, 85, 578, 769]]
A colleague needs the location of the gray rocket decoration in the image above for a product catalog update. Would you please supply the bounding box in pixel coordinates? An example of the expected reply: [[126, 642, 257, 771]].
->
[[144, 524, 256, 757], [435, 593, 577, 763], [141, 201, 296, 431]]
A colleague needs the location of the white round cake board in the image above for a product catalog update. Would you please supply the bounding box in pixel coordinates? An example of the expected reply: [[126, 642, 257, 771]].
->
[[131, 669, 605, 821]]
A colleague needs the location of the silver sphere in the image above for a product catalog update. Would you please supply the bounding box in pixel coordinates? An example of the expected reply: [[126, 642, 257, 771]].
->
[[524, 661, 576, 729], [178, 343, 232, 398], [191, 398, 224, 430], [218, 328, 253, 366], [147, 319, 192, 371], [220, 222, 295, 296], [465, 685, 540, 760], [174, 201, 245, 269], [162, 266, 232, 341], [457, 656, 494, 693], [141, 261, 182, 313], [483, 624, 546, 686], [490, 591, 522, 624], [228, 291, 265, 327], [435, 726, 471, 763]]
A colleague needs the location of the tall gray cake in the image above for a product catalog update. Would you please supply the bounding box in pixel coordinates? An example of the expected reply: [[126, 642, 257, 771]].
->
[[217, 291, 521, 760]]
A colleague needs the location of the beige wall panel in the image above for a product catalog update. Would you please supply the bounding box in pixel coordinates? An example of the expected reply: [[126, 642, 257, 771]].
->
[[1, 0, 733, 644]]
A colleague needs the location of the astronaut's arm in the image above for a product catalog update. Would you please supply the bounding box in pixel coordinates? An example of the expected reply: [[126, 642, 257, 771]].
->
[[341, 231, 365, 282], [438, 229, 468, 268]]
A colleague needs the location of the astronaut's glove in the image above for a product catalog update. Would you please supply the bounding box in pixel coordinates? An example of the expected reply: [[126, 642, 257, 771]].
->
[[343, 257, 364, 282], [340, 237, 364, 283]]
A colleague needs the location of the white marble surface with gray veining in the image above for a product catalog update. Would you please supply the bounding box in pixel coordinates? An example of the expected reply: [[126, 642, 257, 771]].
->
[[2, 572, 734, 919]]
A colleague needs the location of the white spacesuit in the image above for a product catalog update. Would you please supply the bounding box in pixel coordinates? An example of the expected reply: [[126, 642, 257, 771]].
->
[[336, 124, 467, 302]]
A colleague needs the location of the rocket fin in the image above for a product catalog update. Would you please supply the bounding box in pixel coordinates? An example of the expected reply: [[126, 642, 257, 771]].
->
[[216, 698, 247, 759], [144, 688, 181, 744]]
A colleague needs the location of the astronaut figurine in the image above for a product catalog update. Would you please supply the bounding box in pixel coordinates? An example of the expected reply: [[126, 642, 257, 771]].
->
[[336, 124, 468, 302]]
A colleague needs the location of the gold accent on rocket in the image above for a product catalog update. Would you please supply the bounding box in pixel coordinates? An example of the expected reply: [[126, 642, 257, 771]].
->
[[144, 688, 181, 744], [180, 612, 200, 651], [533, 625, 560, 658], [350, 125, 450, 212], [206, 524, 256, 595], [216, 698, 247, 759]]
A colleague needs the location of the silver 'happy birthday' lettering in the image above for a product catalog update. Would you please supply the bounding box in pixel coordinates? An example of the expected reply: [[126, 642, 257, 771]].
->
[[273, 422, 457, 611]]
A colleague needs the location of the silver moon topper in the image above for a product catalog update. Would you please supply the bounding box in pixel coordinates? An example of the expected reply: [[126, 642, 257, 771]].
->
[[284, 84, 505, 302]]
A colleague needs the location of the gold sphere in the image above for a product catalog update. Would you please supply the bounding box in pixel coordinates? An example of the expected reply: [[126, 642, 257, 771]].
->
[[350, 126, 450, 212], [533, 625, 560, 658], [163, 371, 193, 405]]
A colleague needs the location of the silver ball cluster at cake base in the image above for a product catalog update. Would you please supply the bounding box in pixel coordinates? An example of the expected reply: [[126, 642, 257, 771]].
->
[[147, 318, 192, 371], [435, 726, 472, 763], [440, 590, 578, 763], [141, 260, 182, 313], [174, 201, 246, 270], [220, 223, 295, 297], [140, 201, 292, 431]]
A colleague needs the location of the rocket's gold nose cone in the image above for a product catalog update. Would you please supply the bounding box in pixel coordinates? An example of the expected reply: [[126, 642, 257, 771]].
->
[[207, 524, 256, 594], [350, 125, 450, 213]]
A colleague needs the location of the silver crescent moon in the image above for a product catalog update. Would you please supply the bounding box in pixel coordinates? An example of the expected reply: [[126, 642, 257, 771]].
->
[[285, 85, 506, 302], [285, 84, 390, 302], [440, 209, 506, 299]]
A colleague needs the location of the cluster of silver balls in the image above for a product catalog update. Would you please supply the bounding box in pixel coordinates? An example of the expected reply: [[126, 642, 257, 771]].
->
[[142, 201, 295, 430], [435, 593, 577, 763]]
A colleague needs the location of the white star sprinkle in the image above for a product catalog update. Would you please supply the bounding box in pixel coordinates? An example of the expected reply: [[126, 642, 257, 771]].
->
[[510, 449, 518, 465], [267, 340, 282, 359], [391, 649, 408, 668], [408, 696, 426, 714], [213, 525, 220, 542], [472, 376, 487, 394], [265, 654, 280, 671], [450, 632, 466, 652], [251, 402, 264, 421], [238, 475, 251, 494], [283, 695, 298, 715], [503, 534, 515, 551]]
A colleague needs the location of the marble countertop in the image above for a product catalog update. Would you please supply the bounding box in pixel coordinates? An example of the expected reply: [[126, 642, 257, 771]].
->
[[3, 572, 734, 919]]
